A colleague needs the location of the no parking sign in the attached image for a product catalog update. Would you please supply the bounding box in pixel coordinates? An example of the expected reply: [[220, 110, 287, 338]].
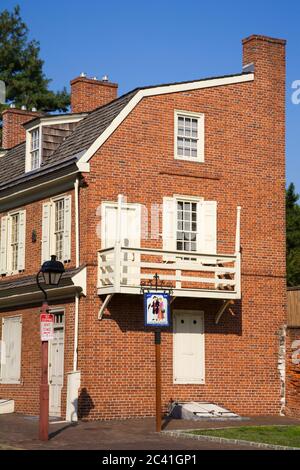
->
[[40, 313, 54, 341]]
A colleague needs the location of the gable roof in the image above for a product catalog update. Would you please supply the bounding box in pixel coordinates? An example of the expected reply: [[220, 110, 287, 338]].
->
[[0, 71, 254, 191]]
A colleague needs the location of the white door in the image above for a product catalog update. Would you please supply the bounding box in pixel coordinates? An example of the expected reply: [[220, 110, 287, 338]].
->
[[49, 320, 64, 417], [102, 203, 141, 285], [173, 310, 205, 384]]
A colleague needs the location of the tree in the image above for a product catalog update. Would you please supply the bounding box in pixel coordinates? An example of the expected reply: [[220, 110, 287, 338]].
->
[[0, 5, 70, 137], [286, 183, 300, 286]]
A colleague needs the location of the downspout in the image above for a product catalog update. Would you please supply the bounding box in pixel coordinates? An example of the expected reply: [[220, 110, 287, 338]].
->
[[73, 177, 80, 371]]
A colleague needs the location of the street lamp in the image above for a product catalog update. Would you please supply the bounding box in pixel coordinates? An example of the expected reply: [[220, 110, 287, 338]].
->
[[36, 255, 64, 441]]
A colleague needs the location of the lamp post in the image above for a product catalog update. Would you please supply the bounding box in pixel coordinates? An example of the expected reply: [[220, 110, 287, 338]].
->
[[36, 255, 64, 441]]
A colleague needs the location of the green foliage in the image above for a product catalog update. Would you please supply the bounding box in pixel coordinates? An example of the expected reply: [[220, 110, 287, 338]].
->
[[0, 5, 70, 139], [286, 183, 300, 286]]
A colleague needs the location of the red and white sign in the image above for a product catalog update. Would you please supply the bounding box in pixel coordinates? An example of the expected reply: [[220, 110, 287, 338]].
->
[[40, 313, 54, 341]]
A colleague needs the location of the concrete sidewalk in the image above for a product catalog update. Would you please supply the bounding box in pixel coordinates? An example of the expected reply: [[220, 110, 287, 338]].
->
[[0, 414, 299, 450]]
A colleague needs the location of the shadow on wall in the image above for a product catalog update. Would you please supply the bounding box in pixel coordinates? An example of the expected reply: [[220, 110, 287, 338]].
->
[[101, 294, 243, 336], [78, 388, 95, 419]]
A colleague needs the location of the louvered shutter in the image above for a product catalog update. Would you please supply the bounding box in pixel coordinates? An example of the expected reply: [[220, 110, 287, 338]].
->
[[63, 195, 71, 262], [162, 197, 176, 261], [1, 316, 22, 383], [203, 201, 217, 254], [41, 203, 51, 263], [0, 216, 8, 274], [17, 210, 26, 271]]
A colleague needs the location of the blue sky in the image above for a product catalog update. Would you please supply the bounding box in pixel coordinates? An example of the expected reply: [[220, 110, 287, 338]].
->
[[2, 0, 300, 192]]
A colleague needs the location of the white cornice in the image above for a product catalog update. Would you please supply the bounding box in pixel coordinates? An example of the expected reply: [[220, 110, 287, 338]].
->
[[77, 73, 254, 168], [24, 113, 87, 131]]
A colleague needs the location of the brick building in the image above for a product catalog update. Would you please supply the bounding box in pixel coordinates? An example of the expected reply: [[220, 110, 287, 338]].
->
[[0, 35, 287, 420]]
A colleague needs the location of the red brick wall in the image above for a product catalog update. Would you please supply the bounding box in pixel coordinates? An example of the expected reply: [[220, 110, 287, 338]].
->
[[285, 328, 300, 418], [75, 35, 286, 419], [2, 108, 41, 149], [70, 77, 118, 113], [0, 300, 75, 416]]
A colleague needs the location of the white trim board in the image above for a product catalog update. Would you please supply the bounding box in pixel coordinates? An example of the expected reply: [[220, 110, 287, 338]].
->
[[78, 73, 254, 169]]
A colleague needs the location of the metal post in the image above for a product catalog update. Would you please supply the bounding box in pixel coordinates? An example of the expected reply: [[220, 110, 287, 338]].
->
[[39, 301, 49, 441], [155, 330, 162, 432]]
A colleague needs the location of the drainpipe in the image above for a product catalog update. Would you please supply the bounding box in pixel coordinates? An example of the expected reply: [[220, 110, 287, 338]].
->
[[73, 177, 80, 371]]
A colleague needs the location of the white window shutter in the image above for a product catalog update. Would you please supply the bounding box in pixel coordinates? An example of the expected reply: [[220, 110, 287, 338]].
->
[[0, 216, 8, 275], [203, 201, 217, 254], [162, 197, 176, 261], [1, 316, 22, 383], [41, 203, 51, 263], [63, 195, 71, 262], [17, 210, 26, 271]]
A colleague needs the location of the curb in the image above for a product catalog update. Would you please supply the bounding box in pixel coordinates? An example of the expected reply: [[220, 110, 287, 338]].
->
[[163, 430, 300, 450]]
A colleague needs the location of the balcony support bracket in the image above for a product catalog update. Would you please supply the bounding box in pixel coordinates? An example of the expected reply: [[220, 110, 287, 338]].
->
[[98, 294, 114, 320], [215, 299, 234, 324]]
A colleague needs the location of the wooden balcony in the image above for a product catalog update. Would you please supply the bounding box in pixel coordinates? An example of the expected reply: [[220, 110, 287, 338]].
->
[[97, 246, 241, 300]]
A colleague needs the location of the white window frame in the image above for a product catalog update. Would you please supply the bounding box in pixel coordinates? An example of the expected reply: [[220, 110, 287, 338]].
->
[[42, 194, 71, 263], [4, 210, 26, 275], [25, 124, 42, 172], [173, 310, 205, 385], [174, 110, 204, 162], [51, 197, 65, 262], [50, 195, 71, 262], [0, 315, 22, 384], [173, 194, 204, 254]]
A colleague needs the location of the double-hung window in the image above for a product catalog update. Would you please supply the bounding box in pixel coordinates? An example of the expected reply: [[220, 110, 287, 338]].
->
[[176, 200, 198, 253], [54, 199, 65, 261], [41, 195, 71, 263], [162, 196, 217, 257], [30, 128, 41, 170], [10, 213, 20, 272], [175, 111, 204, 162], [0, 211, 26, 275]]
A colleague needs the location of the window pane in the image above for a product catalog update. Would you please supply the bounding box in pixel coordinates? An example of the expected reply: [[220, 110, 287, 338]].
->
[[11, 214, 19, 271], [177, 241, 183, 250], [55, 199, 65, 261]]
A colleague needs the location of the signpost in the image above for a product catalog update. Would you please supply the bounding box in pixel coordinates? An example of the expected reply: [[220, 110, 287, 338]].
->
[[142, 273, 172, 432]]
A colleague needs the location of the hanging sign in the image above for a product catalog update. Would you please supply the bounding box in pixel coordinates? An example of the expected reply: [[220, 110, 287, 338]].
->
[[144, 292, 170, 327], [40, 313, 54, 341]]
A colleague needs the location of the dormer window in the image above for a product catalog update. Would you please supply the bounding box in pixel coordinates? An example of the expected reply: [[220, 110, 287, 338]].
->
[[30, 128, 40, 170], [24, 113, 86, 173], [25, 126, 42, 172]]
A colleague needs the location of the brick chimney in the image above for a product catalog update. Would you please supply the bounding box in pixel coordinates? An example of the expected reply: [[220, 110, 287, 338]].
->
[[1, 107, 42, 150], [70, 75, 118, 113], [242, 34, 286, 83]]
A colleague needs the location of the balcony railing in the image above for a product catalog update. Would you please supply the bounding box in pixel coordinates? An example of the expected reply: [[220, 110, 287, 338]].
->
[[97, 246, 241, 299]]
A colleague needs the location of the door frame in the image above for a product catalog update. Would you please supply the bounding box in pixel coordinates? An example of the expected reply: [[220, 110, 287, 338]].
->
[[48, 308, 65, 417], [101, 201, 142, 249], [173, 309, 205, 385]]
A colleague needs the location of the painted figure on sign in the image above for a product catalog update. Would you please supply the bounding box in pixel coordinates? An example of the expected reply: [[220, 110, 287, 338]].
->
[[158, 297, 165, 321], [148, 295, 160, 321]]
